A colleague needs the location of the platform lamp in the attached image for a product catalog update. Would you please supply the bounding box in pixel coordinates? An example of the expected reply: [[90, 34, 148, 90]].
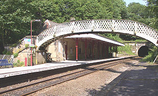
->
[[30, 19, 41, 66]]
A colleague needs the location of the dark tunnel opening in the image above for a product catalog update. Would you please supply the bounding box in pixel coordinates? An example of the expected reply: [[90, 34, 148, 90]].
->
[[138, 46, 149, 57]]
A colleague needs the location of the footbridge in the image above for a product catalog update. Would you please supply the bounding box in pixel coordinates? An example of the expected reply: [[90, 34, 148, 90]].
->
[[36, 19, 158, 50]]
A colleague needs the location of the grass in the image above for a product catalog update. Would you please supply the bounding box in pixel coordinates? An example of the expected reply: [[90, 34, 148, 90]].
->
[[123, 39, 147, 43], [118, 44, 135, 55], [141, 46, 158, 63]]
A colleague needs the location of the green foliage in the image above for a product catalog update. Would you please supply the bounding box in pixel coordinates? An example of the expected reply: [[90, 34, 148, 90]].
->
[[100, 33, 123, 42], [2, 49, 7, 54], [141, 46, 158, 62], [116, 2, 158, 41], [2, 49, 12, 55], [0, 0, 41, 53], [147, 0, 158, 29], [13, 53, 18, 58], [11, 43, 18, 47], [6, 51, 12, 55], [100, 33, 136, 56], [25, 44, 29, 48], [112, 0, 127, 19], [118, 44, 135, 55], [13, 60, 24, 67], [0, 0, 157, 62], [0, 0, 128, 54]]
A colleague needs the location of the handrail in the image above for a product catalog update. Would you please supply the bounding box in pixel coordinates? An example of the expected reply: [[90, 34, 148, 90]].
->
[[36, 19, 158, 49]]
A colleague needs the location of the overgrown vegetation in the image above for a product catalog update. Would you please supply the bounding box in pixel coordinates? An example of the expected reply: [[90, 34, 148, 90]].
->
[[2, 49, 12, 55], [141, 46, 158, 62], [25, 44, 29, 48], [118, 44, 135, 55], [100, 33, 123, 43], [13, 53, 18, 58], [13, 60, 25, 67], [100, 33, 135, 55]]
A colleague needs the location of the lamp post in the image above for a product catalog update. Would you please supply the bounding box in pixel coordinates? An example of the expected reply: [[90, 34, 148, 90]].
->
[[30, 19, 41, 66]]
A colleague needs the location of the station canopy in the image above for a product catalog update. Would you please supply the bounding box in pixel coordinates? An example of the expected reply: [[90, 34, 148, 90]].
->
[[65, 34, 124, 46]]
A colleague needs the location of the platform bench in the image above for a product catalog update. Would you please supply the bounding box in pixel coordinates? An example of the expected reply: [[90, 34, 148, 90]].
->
[[0, 59, 13, 68]]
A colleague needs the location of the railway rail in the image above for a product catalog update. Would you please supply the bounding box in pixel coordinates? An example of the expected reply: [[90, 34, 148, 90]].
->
[[0, 57, 136, 96]]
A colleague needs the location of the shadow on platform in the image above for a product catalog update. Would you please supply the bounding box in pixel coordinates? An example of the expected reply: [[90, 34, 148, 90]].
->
[[86, 63, 158, 96]]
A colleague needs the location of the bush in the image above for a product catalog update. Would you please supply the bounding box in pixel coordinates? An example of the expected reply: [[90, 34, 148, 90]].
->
[[13, 60, 24, 67], [11, 43, 18, 47], [2, 49, 7, 54], [25, 44, 29, 48], [13, 53, 19, 58], [6, 51, 12, 55], [118, 44, 135, 55], [2, 50, 12, 55], [141, 46, 158, 62]]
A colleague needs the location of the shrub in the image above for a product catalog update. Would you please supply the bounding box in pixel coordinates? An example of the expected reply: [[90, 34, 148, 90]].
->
[[11, 43, 18, 47], [13, 60, 24, 67], [2, 50, 7, 54], [13, 53, 19, 58], [141, 46, 158, 62], [2, 50, 12, 55], [25, 44, 29, 48], [6, 51, 12, 55], [118, 44, 135, 55]]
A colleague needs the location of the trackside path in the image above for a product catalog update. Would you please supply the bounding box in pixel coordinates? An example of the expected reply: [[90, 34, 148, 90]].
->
[[106, 62, 158, 96]]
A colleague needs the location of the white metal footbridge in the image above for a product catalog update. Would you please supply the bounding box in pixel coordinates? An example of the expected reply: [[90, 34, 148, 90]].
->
[[36, 19, 158, 49]]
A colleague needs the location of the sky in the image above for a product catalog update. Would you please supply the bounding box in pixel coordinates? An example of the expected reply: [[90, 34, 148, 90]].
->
[[124, 0, 147, 6]]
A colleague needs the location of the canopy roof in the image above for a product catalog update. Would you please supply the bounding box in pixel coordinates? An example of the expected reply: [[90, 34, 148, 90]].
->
[[66, 34, 124, 46]]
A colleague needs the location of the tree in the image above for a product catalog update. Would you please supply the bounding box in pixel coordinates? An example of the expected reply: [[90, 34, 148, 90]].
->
[[0, 0, 41, 53], [127, 2, 154, 25], [147, 0, 158, 29], [112, 0, 128, 19], [1, 0, 152, 54], [119, 2, 156, 41]]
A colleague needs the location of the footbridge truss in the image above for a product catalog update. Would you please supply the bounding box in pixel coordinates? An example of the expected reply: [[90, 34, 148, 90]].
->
[[36, 19, 158, 49]]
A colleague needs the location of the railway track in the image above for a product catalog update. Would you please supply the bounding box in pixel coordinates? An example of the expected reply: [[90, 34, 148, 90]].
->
[[0, 57, 136, 96]]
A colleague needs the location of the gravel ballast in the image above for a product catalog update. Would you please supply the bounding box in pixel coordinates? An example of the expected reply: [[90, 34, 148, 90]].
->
[[31, 60, 137, 96]]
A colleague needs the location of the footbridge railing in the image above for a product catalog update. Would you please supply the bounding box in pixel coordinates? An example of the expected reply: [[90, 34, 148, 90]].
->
[[36, 19, 158, 49]]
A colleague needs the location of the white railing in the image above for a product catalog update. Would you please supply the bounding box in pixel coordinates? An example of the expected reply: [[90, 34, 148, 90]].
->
[[37, 19, 158, 48]]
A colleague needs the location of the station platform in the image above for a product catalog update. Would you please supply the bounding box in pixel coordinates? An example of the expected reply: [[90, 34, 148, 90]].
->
[[0, 56, 134, 79]]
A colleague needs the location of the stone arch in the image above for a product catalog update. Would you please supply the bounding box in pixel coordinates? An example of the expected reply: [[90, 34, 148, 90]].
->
[[138, 46, 149, 57]]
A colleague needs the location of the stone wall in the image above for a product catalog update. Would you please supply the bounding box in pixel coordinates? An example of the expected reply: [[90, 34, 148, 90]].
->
[[47, 39, 65, 62], [124, 42, 147, 55], [36, 50, 46, 64]]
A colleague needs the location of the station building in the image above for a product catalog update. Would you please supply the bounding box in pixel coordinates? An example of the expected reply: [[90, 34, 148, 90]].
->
[[45, 33, 124, 62], [33, 20, 124, 64], [11, 20, 124, 65], [35, 20, 125, 63]]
